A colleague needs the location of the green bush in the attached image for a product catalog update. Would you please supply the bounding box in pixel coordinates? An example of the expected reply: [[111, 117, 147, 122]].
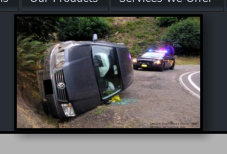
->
[[131, 43, 141, 57], [155, 17, 178, 27], [17, 17, 58, 41], [161, 18, 200, 55], [56, 17, 110, 41]]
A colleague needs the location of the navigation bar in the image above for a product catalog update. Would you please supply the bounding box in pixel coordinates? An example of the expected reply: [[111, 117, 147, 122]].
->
[[0, 0, 226, 12], [0, 0, 18, 11], [21, 0, 108, 11], [111, 0, 224, 12]]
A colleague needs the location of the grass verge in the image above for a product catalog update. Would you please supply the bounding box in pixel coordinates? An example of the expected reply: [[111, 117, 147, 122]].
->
[[175, 56, 200, 65], [94, 106, 106, 116]]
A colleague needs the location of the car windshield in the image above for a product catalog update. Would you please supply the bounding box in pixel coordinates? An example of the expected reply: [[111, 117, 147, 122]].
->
[[141, 52, 165, 59], [92, 45, 122, 100]]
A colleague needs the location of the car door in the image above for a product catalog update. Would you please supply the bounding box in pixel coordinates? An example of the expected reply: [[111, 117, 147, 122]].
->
[[92, 45, 123, 100], [63, 45, 102, 114]]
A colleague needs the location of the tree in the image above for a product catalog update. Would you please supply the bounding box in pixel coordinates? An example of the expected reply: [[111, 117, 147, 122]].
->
[[17, 16, 58, 41], [161, 18, 200, 55], [17, 35, 51, 87], [56, 17, 110, 41]]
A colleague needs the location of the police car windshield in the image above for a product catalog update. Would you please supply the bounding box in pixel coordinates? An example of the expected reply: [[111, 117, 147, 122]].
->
[[141, 52, 165, 59]]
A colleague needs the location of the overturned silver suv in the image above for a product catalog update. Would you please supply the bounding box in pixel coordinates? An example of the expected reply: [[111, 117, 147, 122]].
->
[[38, 37, 133, 119]]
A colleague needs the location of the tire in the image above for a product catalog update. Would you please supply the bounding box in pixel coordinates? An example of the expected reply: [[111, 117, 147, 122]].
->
[[133, 66, 139, 70], [159, 63, 165, 72], [170, 60, 175, 70]]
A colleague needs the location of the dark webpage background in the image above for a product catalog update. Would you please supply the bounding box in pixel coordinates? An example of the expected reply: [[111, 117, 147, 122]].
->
[[0, 12, 227, 133]]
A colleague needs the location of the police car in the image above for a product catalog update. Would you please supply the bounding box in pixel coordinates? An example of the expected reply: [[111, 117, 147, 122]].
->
[[132, 45, 175, 71]]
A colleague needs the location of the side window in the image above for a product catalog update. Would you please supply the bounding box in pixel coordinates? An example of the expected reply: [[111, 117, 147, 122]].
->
[[93, 53, 110, 77], [92, 45, 122, 99]]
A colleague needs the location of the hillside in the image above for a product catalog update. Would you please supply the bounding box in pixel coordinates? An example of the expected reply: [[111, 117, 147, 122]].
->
[[105, 17, 165, 57]]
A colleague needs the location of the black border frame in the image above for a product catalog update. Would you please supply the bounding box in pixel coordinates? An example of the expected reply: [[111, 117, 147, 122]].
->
[[14, 14, 203, 134]]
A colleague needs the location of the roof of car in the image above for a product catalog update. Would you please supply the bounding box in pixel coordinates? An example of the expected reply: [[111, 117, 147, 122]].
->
[[57, 40, 126, 49]]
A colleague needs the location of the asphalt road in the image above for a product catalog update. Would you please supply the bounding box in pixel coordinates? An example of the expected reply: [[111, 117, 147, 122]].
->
[[60, 65, 200, 128], [179, 71, 200, 99]]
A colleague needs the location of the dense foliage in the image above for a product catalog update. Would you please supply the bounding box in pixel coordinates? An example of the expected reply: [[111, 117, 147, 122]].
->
[[17, 17, 110, 41], [17, 35, 50, 87], [56, 17, 110, 41], [17, 17, 58, 41], [161, 18, 200, 55], [154, 17, 178, 27]]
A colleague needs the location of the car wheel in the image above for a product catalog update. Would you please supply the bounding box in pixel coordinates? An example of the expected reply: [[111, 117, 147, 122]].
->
[[159, 63, 165, 72], [133, 66, 139, 70], [170, 60, 175, 70]]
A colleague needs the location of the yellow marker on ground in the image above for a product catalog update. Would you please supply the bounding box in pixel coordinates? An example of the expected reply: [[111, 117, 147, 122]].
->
[[110, 95, 121, 103]]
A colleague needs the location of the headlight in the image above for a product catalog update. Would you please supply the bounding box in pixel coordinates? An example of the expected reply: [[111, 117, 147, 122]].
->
[[55, 51, 65, 69], [61, 103, 76, 117], [132, 58, 137, 63], [154, 60, 161, 65]]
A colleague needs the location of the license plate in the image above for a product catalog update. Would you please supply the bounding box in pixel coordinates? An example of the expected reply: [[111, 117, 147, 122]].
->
[[141, 64, 148, 68]]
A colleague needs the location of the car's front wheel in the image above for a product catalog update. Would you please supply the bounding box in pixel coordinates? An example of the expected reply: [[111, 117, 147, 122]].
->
[[170, 60, 175, 70], [133, 66, 139, 70], [159, 63, 165, 72]]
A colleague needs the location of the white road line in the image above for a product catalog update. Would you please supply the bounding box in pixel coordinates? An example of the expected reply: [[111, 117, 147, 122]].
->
[[188, 71, 200, 92], [179, 71, 200, 99]]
